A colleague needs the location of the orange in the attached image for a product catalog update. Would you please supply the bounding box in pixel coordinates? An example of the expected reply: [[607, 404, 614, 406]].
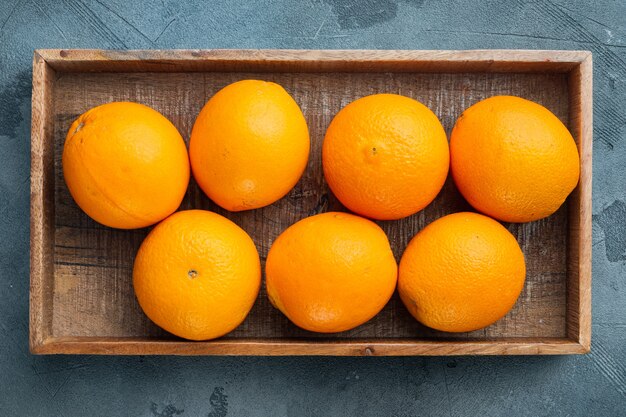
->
[[189, 80, 310, 211], [322, 94, 449, 220], [62, 102, 189, 229], [265, 212, 397, 333], [398, 212, 526, 333], [450, 95, 580, 223], [133, 210, 261, 341]]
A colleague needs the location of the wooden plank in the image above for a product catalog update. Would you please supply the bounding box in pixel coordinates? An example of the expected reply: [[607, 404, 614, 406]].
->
[[32, 337, 588, 356], [36, 49, 590, 73], [29, 52, 57, 352], [566, 54, 593, 352]]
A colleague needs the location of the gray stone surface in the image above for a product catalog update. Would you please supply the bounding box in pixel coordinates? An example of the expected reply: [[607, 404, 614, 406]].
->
[[0, 0, 625, 415]]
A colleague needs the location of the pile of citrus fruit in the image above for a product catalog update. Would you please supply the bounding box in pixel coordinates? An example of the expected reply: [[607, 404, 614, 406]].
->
[[63, 80, 580, 340]]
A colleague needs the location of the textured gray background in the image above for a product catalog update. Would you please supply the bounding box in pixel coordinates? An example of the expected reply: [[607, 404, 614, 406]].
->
[[1, 0, 625, 416]]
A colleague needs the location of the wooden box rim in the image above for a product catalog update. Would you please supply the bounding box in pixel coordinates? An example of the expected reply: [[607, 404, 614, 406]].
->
[[30, 49, 592, 356]]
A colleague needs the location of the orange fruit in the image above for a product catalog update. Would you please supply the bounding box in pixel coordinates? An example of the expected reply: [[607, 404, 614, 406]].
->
[[398, 212, 526, 333], [62, 102, 189, 229], [322, 94, 449, 220], [133, 210, 261, 341], [189, 80, 310, 211], [265, 212, 397, 333], [450, 95, 580, 223]]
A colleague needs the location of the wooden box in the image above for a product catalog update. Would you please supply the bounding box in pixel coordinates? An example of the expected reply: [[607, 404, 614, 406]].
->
[[30, 49, 592, 355]]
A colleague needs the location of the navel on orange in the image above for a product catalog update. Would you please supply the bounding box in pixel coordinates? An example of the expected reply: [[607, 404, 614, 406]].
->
[[189, 80, 310, 212], [265, 212, 398, 333], [133, 210, 261, 341], [450, 95, 580, 223], [62, 102, 190, 229], [398, 212, 526, 333], [322, 94, 449, 220]]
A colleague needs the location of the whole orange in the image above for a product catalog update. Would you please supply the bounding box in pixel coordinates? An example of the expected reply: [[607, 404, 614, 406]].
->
[[322, 94, 449, 220], [189, 80, 310, 211], [133, 210, 261, 341], [398, 212, 526, 333], [450, 95, 580, 223], [265, 212, 397, 333], [62, 102, 189, 229]]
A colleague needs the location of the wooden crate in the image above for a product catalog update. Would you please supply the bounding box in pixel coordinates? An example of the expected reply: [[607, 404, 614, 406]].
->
[[30, 49, 592, 356]]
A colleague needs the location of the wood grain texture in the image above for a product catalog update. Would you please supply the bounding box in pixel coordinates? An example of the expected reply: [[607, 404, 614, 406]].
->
[[29, 52, 56, 351], [29, 49, 592, 355], [566, 53, 593, 352], [36, 49, 590, 73], [33, 337, 588, 356]]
